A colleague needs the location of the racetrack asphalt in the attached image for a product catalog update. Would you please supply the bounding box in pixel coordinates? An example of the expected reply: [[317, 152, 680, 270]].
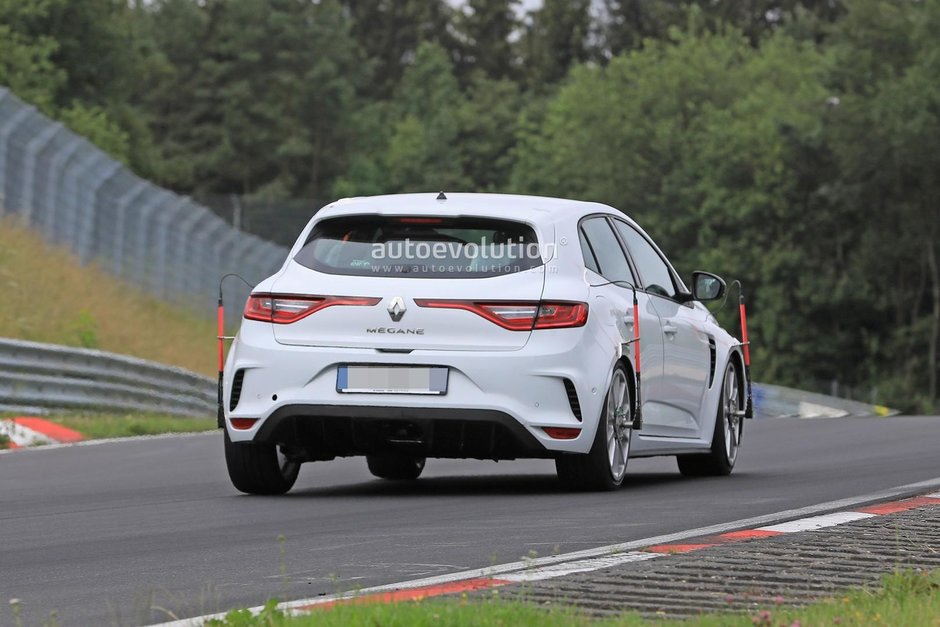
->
[[1, 414, 938, 626]]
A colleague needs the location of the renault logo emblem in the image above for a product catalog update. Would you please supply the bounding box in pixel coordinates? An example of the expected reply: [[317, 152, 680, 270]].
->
[[387, 296, 406, 322]]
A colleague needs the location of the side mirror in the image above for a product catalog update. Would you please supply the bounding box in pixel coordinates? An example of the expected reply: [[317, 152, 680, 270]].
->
[[691, 271, 726, 302]]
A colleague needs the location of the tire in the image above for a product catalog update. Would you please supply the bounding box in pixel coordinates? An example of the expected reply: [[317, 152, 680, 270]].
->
[[224, 430, 300, 495], [556, 363, 632, 491], [677, 359, 743, 477], [366, 455, 426, 480]]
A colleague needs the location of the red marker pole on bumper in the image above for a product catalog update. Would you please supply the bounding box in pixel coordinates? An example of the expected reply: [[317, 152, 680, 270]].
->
[[632, 294, 643, 430], [739, 293, 753, 419], [217, 299, 225, 372], [739, 298, 750, 368], [217, 297, 225, 428]]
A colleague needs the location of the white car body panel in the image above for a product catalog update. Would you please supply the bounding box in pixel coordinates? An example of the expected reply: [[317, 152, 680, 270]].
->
[[223, 193, 743, 464]]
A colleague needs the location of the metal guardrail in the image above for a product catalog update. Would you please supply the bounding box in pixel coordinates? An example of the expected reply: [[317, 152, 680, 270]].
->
[[0, 338, 215, 417], [752, 383, 893, 419], [0, 337, 891, 421]]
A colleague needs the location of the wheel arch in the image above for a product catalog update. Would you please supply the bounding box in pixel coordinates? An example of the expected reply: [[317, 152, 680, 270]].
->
[[728, 347, 746, 399], [584, 353, 636, 446], [616, 355, 637, 422]]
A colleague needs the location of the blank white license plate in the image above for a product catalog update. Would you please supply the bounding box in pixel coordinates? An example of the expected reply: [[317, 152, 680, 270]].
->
[[337, 365, 448, 395]]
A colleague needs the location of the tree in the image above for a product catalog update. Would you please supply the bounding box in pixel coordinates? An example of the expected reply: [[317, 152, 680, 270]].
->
[[511, 20, 845, 391], [343, 0, 458, 99], [519, 0, 592, 89], [824, 0, 940, 408], [456, 0, 520, 81], [333, 42, 468, 196], [142, 0, 366, 198], [384, 42, 467, 192], [599, 0, 844, 55], [264, 0, 368, 199], [0, 0, 64, 112], [457, 74, 523, 190], [0, 0, 158, 173]]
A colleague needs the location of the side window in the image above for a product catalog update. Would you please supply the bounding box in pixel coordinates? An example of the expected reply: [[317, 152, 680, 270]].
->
[[578, 229, 600, 274], [579, 218, 635, 286], [612, 220, 677, 299]]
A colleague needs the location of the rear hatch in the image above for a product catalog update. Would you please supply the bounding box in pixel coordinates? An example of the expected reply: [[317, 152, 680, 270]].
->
[[268, 214, 551, 351]]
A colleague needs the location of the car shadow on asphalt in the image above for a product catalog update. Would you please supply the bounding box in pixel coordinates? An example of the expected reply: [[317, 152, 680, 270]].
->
[[285, 472, 689, 498]]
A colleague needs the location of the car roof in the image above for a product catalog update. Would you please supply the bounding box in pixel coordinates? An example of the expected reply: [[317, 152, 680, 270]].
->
[[317, 192, 620, 224]]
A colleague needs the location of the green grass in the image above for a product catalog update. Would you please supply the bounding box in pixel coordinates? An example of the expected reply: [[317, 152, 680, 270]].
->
[[0, 218, 217, 377], [48, 412, 216, 439], [0, 411, 216, 445], [206, 570, 940, 627]]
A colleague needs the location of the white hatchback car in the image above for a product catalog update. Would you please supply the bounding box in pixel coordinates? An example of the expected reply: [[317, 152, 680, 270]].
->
[[222, 193, 748, 494]]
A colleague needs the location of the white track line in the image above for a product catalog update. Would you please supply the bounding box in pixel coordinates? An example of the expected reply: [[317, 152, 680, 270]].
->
[[757, 511, 875, 533], [499, 551, 660, 583]]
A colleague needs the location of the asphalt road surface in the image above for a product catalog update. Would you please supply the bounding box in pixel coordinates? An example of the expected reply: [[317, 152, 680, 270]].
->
[[2, 415, 939, 626]]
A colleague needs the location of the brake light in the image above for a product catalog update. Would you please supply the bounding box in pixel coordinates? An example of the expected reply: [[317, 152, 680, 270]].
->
[[414, 300, 587, 331], [244, 294, 380, 324], [398, 217, 443, 224]]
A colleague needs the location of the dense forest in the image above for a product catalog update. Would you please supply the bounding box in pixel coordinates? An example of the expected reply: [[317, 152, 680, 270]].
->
[[1, 0, 938, 411]]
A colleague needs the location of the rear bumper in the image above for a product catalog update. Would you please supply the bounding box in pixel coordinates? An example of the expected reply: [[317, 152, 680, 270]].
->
[[223, 319, 614, 457], [254, 405, 551, 460]]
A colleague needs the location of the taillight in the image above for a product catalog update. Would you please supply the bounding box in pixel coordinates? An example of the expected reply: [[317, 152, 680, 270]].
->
[[414, 300, 587, 331], [531, 302, 590, 329], [244, 294, 380, 324]]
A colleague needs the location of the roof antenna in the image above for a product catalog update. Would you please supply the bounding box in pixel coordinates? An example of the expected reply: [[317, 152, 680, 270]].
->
[[436, 191, 447, 201]]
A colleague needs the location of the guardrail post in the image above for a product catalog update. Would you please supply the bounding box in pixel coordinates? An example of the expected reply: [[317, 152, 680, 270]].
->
[[77, 160, 121, 263], [20, 122, 64, 226], [57, 147, 104, 250], [39, 134, 83, 240], [112, 180, 149, 277], [171, 200, 207, 304], [129, 189, 170, 289], [199, 218, 230, 309], [154, 197, 191, 300], [0, 98, 36, 217]]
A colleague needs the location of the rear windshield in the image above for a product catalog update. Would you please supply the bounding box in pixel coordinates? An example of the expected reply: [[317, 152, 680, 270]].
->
[[294, 215, 543, 278]]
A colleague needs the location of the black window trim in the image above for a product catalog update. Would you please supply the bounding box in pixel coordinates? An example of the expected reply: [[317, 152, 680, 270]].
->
[[577, 214, 639, 288], [578, 224, 602, 275], [579, 213, 692, 306], [294, 213, 545, 279]]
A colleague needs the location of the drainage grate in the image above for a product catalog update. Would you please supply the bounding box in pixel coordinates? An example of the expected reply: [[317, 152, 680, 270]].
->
[[496, 506, 940, 619]]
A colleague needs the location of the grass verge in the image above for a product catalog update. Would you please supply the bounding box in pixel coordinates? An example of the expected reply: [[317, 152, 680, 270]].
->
[[0, 218, 217, 377], [0, 411, 215, 446], [48, 412, 216, 439], [206, 570, 940, 626]]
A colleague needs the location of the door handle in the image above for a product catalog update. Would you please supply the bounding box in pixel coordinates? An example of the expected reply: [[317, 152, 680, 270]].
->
[[663, 323, 679, 336], [623, 315, 634, 327]]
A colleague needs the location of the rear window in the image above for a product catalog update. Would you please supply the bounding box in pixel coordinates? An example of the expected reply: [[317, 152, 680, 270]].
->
[[294, 216, 544, 278]]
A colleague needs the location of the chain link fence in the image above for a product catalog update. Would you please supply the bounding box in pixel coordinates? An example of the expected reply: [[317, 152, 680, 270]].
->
[[0, 87, 291, 323], [194, 194, 325, 248]]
